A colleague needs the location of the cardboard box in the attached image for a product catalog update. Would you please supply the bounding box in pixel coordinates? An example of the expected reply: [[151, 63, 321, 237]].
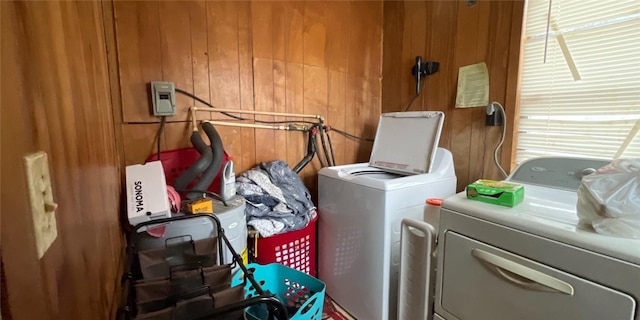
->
[[125, 161, 171, 227], [466, 179, 524, 207]]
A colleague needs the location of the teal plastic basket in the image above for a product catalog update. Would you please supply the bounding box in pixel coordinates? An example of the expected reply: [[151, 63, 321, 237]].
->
[[232, 263, 325, 320]]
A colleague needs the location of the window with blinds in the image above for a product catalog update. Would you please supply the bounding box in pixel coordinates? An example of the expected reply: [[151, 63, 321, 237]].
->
[[515, 0, 640, 164]]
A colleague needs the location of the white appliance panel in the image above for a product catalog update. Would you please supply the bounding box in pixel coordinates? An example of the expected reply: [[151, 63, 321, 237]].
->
[[440, 231, 635, 320], [435, 169, 640, 320], [442, 187, 640, 265], [319, 176, 389, 319], [435, 156, 640, 320], [319, 148, 456, 320]]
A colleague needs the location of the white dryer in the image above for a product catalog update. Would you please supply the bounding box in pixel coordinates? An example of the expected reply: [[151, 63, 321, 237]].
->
[[435, 157, 640, 320], [318, 148, 456, 320]]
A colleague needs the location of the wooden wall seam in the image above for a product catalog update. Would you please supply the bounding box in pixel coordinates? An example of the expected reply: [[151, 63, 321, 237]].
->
[[99, 1, 127, 317]]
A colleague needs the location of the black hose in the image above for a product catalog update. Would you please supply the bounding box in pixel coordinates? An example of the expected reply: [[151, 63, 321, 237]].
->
[[173, 131, 213, 191], [186, 122, 225, 200], [293, 131, 316, 173], [318, 126, 332, 166], [315, 145, 326, 168], [314, 130, 326, 168], [326, 130, 336, 166]]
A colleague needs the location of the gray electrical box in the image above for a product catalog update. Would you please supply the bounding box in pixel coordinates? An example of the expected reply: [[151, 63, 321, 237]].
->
[[151, 81, 176, 116]]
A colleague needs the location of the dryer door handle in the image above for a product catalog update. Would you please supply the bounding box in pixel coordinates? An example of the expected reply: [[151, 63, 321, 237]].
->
[[471, 248, 574, 295]]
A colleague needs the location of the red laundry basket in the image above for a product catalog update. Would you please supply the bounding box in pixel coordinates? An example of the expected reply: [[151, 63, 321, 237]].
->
[[250, 215, 318, 277], [147, 147, 230, 194]]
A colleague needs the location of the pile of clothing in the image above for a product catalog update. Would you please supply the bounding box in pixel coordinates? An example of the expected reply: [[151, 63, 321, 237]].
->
[[236, 160, 316, 237]]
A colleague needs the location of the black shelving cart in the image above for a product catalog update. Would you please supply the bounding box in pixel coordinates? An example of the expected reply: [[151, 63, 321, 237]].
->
[[116, 214, 288, 320]]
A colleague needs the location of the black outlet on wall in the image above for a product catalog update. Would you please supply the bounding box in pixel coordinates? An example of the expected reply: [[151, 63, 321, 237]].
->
[[486, 111, 503, 126]]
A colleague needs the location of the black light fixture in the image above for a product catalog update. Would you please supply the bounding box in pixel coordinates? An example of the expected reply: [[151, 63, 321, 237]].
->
[[411, 56, 440, 96]]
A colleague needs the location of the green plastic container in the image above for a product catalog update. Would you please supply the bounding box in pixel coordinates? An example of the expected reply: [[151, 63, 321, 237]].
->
[[466, 179, 524, 207]]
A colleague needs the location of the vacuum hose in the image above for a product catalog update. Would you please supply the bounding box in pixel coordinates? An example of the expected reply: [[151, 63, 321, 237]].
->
[[173, 131, 213, 192], [186, 122, 225, 200]]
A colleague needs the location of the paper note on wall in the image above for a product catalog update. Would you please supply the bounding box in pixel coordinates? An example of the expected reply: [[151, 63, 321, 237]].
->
[[455, 62, 489, 108]]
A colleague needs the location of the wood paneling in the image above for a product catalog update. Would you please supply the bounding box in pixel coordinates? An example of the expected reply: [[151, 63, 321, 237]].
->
[[108, 1, 383, 198], [115, 1, 163, 122], [253, 58, 277, 164], [382, 0, 525, 191], [237, 1, 258, 172], [327, 70, 348, 166], [285, 63, 306, 169], [1, 1, 122, 319], [0, 1, 528, 317]]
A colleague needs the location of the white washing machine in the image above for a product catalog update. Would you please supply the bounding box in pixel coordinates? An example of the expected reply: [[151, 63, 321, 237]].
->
[[318, 147, 456, 320], [435, 157, 640, 320]]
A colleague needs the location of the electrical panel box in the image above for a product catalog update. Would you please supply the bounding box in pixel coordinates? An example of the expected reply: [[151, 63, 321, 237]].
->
[[151, 81, 176, 116]]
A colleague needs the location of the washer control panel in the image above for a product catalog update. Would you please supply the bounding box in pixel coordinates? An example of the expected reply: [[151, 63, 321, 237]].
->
[[508, 157, 610, 191]]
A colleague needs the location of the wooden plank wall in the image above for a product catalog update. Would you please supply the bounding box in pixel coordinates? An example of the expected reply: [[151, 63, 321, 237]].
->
[[1, 1, 123, 319], [382, 0, 525, 191], [106, 1, 383, 196]]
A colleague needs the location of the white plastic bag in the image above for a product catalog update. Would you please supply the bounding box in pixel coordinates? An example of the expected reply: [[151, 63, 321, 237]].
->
[[577, 158, 640, 238]]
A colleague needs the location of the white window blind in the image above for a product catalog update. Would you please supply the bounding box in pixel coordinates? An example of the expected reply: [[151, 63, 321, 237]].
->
[[516, 0, 640, 164]]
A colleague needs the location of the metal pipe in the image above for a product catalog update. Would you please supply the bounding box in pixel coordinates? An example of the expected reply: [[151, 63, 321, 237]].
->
[[203, 120, 308, 131], [192, 106, 324, 121], [190, 107, 198, 132]]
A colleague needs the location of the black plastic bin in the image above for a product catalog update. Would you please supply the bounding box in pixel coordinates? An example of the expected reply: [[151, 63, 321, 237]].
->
[[117, 214, 288, 320]]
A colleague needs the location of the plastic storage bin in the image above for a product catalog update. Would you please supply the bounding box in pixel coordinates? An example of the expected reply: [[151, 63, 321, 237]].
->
[[232, 263, 326, 320], [250, 216, 318, 276]]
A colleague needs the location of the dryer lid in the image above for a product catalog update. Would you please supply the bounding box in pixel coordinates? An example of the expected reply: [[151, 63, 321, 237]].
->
[[369, 111, 444, 175]]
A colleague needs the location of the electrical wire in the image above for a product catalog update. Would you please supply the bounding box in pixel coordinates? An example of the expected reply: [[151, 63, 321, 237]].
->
[[176, 88, 318, 126], [403, 76, 428, 112], [403, 94, 419, 112], [156, 116, 166, 160], [175, 88, 246, 121], [331, 128, 374, 142], [176, 88, 373, 145], [491, 102, 509, 179]]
